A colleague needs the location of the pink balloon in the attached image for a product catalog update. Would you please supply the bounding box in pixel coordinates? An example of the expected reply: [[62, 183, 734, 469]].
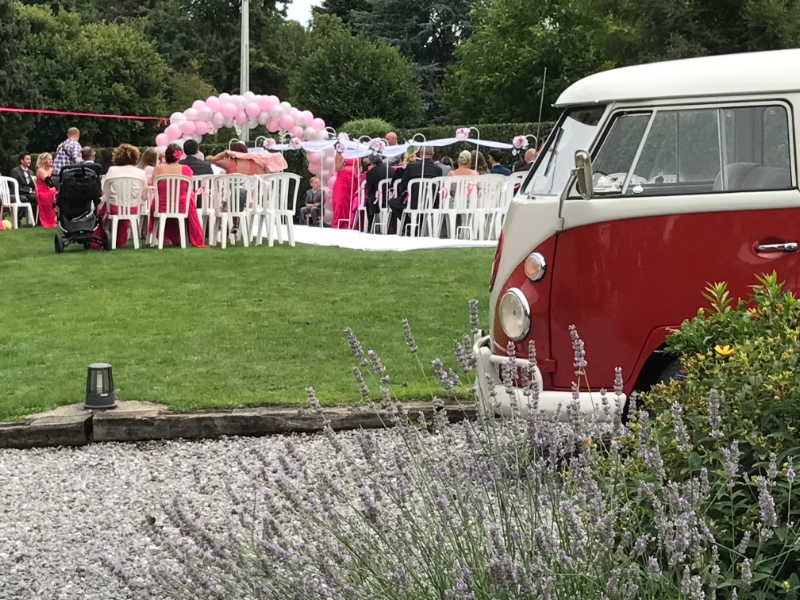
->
[[192, 100, 206, 112], [258, 95, 275, 111], [181, 121, 196, 135], [257, 112, 270, 126], [310, 118, 326, 132], [212, 112, 225, 127], [156, 133, 169, 147], [307, 152, 321, 163], [327, 175, 337, 190], [195, 121, 209, 135], [184, 108, 199, 121], [245, 102, 260, 118], [206, 96, 221, 112], [279, 114, 295, 131], [235, 110, 248, 125], [221, 103, 238, 118], [290, 125, 304, 139], [166, 124, 182, 140], [267, 118, 281, 133]]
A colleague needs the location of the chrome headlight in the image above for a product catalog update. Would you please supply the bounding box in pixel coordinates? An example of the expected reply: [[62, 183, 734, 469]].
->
[[498, 288, 530, 341], [524, 252, 546, 281]]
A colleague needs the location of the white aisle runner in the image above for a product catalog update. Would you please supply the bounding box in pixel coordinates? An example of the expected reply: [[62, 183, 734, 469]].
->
[[254, 221, 497, 252]]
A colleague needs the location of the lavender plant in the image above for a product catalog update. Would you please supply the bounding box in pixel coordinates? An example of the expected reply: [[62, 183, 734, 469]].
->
[[109, 298, 799, 600]]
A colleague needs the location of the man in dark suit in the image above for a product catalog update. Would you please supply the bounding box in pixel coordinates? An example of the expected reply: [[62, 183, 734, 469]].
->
[[10, 153, 38, 227], [180, 139, 214, 207], [390, 146, 442, 235]]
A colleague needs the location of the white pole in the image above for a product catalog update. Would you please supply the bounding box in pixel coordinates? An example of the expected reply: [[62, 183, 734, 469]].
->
[[240, 0, 250, 143]]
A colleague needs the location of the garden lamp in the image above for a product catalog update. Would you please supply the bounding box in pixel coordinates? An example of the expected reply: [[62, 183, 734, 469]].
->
[[84, 363, 116, 410]]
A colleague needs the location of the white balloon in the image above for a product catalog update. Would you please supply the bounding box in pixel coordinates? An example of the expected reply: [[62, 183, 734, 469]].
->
[[191, 134, 203, 143], [294, 111, 307, 126], [269, 106, 284, 119], [257, 112, 270, 126], [234, 95, 248, 110], [279, 101, 292, 112], [184, 108, 199, 121], [303, 127, 317, 140], [247, 118, 258, 129], [223, 117, 235, 128], [198, 106, 213, 121], [211, 112, 225, 127], [219, 93, 231, 103], [170, 112, 186, 126], [243, 91, 256, 102]]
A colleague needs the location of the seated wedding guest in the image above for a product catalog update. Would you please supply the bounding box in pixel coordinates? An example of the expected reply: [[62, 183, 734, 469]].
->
[[516, 148, 538, 172], [365, 154, 387, 232], [390, 147, 442, 235], [488, 149, 511, 176], [448, 150, 478, 177], [471, 150, 490, 175], [149, 143, 206, 248], [98, 148, 113, 175], [513, 158, 527, 173], [301, 177, 322, 226], [137, 147, 158, 181], [81, 146, 97, 165], [35, 153, 57, 228], [97, 144, 148, 249], [205, 156, 224, 175], [211, 142, 270, 175], [10, 153, 38, 227], [434, 151, 452, 176], [180, 139, 214, 176]]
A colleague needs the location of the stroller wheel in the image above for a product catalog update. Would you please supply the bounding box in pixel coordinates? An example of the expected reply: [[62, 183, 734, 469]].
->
[[83, 241, 92, 250], [54, 234, 64, 254], [101, 231, 110, 251]]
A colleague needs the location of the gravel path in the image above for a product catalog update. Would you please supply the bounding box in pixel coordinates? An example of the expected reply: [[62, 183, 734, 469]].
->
[[0, 433, 358, 600]]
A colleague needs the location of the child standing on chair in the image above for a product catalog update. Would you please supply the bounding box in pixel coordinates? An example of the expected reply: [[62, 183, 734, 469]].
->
[[301, 177, 322, 226]]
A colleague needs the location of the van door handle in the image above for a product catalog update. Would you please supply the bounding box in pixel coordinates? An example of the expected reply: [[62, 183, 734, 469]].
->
[[755, 242, 798, 253]]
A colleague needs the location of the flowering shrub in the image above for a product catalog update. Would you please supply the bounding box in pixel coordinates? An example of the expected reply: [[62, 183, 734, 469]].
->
[[108, 295, 800, 599], [642, 272, 800, 597]]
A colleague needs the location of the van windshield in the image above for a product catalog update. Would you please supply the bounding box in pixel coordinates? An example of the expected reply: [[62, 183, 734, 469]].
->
[[522, 106, 606, 198]]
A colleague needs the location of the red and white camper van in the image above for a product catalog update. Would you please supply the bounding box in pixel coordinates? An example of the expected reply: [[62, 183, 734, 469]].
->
[[474, 49, 800, 415]]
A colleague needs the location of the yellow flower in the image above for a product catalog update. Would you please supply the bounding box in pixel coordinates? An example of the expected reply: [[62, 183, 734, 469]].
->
[[715, 344, 735, 357], [783, 581, 791, 591], [587, 437, 595, 448]]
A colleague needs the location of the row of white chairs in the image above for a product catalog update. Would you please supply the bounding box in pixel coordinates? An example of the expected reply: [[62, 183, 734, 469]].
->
[[352, 173, 525, 240], [101, 172, 300, 250], [0, 176, 37, 228]]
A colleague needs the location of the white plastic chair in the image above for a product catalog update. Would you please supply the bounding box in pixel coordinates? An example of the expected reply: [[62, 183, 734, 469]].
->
[[259, 173, 300, 247], [251, 175, 274, 246], [354, 179, 368, 232], [472, 175, 507, 240], [440, 177, 473, 240], [102, 177, 147, 249], [369, 178, 394, 235], [151, 175, 193, 249], [399, 178, 437, 237], [420, 177, 447, 238], [0, 176, 36, 228], [192, 174, 216, 240], [209, 174, 252, 249]]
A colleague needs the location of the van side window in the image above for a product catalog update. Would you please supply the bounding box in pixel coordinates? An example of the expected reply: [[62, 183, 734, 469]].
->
[[589, 105, 792, 197]]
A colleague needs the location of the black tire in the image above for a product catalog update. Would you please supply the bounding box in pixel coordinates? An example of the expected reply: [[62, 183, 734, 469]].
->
[[83, 241, 92, 250], [656, 357, 687, 385], [54, 234, 64, 254], [101, 231, 110, 251]]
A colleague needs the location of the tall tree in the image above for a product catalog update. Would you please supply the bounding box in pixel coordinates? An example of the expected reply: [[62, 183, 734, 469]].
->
[[312, 0, 370, 25], [353, 0, 473, 122], [441, 0, 603, 124], [146, 0, 304, 99], [0, 0, 36, 171], [19, 4, 169, 149], [290, 14, 422, 128]]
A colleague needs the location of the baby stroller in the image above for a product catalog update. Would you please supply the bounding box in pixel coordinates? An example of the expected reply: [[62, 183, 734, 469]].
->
[[53, 163, 108, 253]]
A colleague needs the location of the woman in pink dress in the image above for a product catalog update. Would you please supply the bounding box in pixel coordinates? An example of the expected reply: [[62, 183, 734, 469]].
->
[[148, 143, 206, 248], [35, 153, 58, 228], [350, 157, 370, 230], [331, 152, 360, 229]]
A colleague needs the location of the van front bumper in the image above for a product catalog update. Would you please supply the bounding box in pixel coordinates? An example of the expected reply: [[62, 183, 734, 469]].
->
[[472, 335, 624, 421]]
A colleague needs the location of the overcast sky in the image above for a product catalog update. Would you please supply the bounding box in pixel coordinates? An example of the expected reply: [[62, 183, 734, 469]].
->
[[285, 0, 322, 25]]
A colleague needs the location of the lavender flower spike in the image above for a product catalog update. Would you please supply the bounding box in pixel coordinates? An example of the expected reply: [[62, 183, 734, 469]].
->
[[614, 366, 623, 396], [670, 402, 693, 453], [401, 318, 418, 354], [345, 327, 364, 359], [569, 325, 587, 376], [708, 389, 723, 438], [787, 457, 796, 483], [469, 300, 480, 331]]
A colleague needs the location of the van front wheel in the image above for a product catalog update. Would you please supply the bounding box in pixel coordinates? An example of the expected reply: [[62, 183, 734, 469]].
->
[[656, 357, 686, 385]]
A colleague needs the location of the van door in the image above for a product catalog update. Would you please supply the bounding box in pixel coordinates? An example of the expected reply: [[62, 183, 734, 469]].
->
[[549, 102, 800, 390]]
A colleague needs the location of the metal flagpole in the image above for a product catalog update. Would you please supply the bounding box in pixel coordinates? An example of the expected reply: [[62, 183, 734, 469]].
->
[[240, 0, 250, 143]]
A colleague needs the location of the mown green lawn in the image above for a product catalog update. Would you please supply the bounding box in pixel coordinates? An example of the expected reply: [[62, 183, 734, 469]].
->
[[0, 228, 493, 421]]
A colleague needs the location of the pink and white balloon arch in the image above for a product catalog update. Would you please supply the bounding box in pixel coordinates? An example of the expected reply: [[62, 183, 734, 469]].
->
[[155, 93, 341, 202]]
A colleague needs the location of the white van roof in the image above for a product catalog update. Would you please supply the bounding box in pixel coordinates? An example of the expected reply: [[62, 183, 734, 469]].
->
[[556, 49, 800, 107]]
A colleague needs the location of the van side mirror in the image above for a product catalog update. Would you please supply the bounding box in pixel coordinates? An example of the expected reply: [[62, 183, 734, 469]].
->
[[573, 150, 594, 200]]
